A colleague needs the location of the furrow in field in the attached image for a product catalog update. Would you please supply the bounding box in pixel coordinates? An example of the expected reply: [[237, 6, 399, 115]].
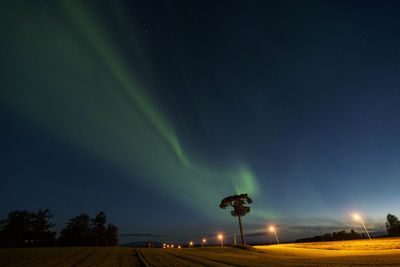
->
[[135, 249, 151, 267], [69, 247, 108, 267], [19, 247, 92, 267], [119, 247, 143, 266], [163, 249, 231, 267], [3, 248, 63, 267], [50, 247, 98, 267], [50, 247, 96, 267], [84, 247, 114, 266], [0, 249, 40, 265], [139, 248, 201, 266], [187, 253, 250, 267], [97, 247, 127, 267], [179, 248, 281, 267]]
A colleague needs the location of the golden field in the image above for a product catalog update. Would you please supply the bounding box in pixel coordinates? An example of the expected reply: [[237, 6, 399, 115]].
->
[[1, 237, 400, 266]]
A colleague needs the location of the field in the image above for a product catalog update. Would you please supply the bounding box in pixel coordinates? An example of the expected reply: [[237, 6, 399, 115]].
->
[[1, 237, 400, 266]]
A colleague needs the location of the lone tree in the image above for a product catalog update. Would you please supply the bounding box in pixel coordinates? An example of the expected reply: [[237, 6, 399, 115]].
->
[[219, 193, 253, 245]]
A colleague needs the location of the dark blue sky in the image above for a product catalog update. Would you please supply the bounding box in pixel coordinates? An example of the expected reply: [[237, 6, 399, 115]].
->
[[1, 0, 400, 243]]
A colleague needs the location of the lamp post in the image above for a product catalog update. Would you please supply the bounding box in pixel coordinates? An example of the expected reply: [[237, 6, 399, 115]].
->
[[353, 214, 371, 240], [202, 238, 206, 247], [218, 234, 223, 247], [269, 226, 279, 244]]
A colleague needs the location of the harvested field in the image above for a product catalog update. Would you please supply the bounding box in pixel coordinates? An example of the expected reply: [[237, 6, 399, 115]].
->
[[1, 237, 400, 266]]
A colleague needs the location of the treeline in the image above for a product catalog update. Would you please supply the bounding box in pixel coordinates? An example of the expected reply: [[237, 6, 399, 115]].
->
[[0, 209, 118, 248], [296, 229, 363, 243], [297, 213, 400, 243]]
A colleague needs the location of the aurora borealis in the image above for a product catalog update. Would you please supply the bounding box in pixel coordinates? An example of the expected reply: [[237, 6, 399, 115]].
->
[[2, 1, 400, 243]]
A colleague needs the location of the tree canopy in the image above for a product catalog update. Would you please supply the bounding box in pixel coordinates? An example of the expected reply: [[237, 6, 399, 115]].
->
[[220, 193, 253, 217], [0, 209, 56, 248], [58, 212, 119, 246], [386, 213, 400, 237]]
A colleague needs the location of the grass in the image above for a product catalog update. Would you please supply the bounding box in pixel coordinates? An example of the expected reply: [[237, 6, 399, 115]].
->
[[1, 237, 400, 266]]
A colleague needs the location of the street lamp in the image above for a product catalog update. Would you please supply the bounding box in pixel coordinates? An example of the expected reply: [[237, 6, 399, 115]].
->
[[353, 213, 371, 240], [269, 226, 280, 244], [202, 238, 206, 247], [218, 234, 223, 247], [189, 241, 193, 248]]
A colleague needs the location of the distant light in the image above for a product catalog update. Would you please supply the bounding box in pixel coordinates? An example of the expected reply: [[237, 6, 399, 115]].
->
[[354, 214, 360, 220], [171, 244, 174, 248], [178, 245, 181, 249], [166, 244, 170, 248], [189, 241, 193, 246], [202, 238, 206, 242], [218, 234, 224, 246], [269, 226, 275, 232]]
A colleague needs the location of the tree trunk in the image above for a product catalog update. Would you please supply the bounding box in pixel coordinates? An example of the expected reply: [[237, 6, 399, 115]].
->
[[238, 215, 245, 245]]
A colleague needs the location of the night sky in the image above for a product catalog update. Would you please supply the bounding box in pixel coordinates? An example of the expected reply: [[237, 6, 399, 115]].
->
[[2, 0, 400, 244]]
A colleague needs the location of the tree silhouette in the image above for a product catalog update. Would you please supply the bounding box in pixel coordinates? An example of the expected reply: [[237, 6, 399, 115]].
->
[[296, 230, 362, 243], [104, 223, 119, 246], [386, 214, 400, 237], [58, 212, 119, 246], [30, 209, 56, 246], [58, 213, 92, 246], [219, 193, 253, 245], [0, 209, 56, 248], [92, 212, 107, 246]]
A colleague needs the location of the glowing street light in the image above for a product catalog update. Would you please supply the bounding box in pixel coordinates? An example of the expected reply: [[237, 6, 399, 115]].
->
[[269, 226, 280, 244], [189, 241, 193, 248], [163, 243, 166, 248], [218, 234, 223, 247], [353, 213, 371, 240], [178, 245, 181, 249], [171, 244, 174, 248], [202, 238, 206, 247]]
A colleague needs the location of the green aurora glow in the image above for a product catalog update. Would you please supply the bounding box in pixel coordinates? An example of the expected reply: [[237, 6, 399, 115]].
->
[[0, 1, 347, 228], [2, 1, 269, 220]]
